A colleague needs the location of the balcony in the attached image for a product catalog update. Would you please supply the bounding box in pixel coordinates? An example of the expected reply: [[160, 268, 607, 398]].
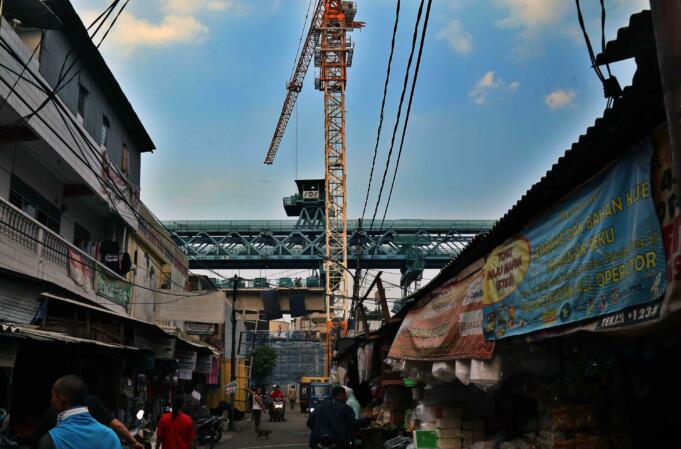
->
[[0, 196, 131, 313], [0, 17, 138, 231]]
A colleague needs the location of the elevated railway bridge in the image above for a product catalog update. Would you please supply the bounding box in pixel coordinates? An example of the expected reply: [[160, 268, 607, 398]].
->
[[163, 218, 495, 292]]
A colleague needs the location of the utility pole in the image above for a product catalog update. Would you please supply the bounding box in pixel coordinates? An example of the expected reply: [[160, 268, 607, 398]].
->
[[229, 275, 238, 431], [651, 2, 681, 171]]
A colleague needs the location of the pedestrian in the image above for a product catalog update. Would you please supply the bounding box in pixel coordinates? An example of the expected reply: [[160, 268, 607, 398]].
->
[[40, 391, 143, 449], [307, 386, 372, 449], [39, 375, 121, 449], [343, 387, 361, 419], [156, 397, 195, 449], [252, 388, 265, 433], [288, 385, 297, 410]]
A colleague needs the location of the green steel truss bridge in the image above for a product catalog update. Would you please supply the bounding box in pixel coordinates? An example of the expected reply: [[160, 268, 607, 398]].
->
[[163, 219, 495, 272]]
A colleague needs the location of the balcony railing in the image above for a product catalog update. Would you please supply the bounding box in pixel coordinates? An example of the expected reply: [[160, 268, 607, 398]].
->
[[0, 196, 132, 310]]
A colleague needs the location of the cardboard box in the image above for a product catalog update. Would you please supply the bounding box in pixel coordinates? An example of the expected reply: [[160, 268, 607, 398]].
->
[[436, 418, 462, 429], [437, 429, 463, 439], [436, 438, 462, 449]]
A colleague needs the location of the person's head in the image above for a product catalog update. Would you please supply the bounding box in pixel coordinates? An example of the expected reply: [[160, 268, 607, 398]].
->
[[172, 396, 185, 420], [332, 386, 347, 402], [274, 385, 280, 391], [50, 375, 88, 413], [256, 388, 262, 395]]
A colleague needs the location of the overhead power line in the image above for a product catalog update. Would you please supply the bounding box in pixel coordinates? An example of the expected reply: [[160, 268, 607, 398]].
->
[[368, 0, 425, 232], [380, 0, 433, 229], [361, 0, 401, 222]]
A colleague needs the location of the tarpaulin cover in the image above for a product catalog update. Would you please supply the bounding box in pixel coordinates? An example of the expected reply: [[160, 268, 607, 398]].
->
[[482, 142, 667, 340], [262, 290, 282, 320], [289, 294, 306, 317], [388, 269, 494, 361]]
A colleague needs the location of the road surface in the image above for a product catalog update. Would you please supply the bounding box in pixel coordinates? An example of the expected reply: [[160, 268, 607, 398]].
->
[[218, 407, 310, 449]]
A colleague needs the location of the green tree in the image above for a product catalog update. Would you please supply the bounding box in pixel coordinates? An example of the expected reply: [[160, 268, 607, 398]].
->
[[252, 345, 277, 382]]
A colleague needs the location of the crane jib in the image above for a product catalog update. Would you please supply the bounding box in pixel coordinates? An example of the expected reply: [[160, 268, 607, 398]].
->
[[264, 0, 325, 165]]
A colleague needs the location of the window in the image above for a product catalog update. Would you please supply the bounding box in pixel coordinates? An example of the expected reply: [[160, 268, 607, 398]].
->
[[77, 84, 88, 123], [121, 143, 129, 174], [9, 175, 61, 233], [100, 115, 110, 147], [73, 223, 91, 250]]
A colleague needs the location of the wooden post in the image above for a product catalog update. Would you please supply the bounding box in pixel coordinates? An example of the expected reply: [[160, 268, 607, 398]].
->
[[356, 304, 370, 334], [376, 277, 390, 323]]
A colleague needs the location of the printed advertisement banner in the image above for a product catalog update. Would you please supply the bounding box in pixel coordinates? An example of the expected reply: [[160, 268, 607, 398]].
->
[[483, 143, 666, 340], [388, 269, 494, 361], [95, 269, 132, 306]]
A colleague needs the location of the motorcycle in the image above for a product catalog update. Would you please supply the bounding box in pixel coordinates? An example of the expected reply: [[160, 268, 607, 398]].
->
[[195, 415, 225, 449], [126, 410, 152, 449], [272, 398, 285, 422]]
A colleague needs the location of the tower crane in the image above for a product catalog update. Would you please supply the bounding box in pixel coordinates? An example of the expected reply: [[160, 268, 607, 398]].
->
[[264, 1, 364, 323]]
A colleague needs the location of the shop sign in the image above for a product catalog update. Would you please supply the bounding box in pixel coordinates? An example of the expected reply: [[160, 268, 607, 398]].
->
[[595, 297, 663, 330], [389, 269, 494, 361], [195, 355, 213, 374], [651, 128, 681, 315], [483, 143, 667, 340], [224, 381, 237, 394], [95, 268, 132, 306], [186, 322, 217, 336], [176, 350, 197, 380], [0, 344, 18, 368]]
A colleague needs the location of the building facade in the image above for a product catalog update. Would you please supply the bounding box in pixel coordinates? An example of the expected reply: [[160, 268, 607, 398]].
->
[[0, 2, 215, 442]]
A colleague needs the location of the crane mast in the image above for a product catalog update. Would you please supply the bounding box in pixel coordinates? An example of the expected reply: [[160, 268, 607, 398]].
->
[[316, 1, 362, 320], [265, 1, 363, 323]]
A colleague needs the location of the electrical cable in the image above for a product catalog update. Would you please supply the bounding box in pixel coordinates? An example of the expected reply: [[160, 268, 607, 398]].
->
[[6, 0, 127, 128], [361, 0, 400, 222], [96, 0, 130, 48], [599, 0, 612, 78], [380, 0, 433, 230], [575, 0, 605, 83], [368, 0, 425, 232]]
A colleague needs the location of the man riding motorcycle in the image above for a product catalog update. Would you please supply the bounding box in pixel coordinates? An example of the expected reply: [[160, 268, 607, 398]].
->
[[269, 386, 286, 421], [306, 386, 372, 449]]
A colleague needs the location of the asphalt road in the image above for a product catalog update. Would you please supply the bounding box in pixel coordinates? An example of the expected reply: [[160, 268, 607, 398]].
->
[[218, 406, 310, 449]]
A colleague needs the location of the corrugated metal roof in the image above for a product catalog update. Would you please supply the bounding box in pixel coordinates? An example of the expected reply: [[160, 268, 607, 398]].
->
[[0, 323, 139, 350], [399, 10, 664, 317]]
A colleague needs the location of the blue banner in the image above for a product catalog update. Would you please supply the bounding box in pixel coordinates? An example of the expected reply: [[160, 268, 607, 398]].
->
[[482, 142, 666, 339]]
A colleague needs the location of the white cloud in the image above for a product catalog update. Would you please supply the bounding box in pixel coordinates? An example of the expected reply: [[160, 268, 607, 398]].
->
[[469, 71, 519, 105], [78, 0, 247, 53], [495, 0, 570, 57], [109, 13, 209, 50], [161, 0, 246, 15], [437, 20, 473, 55], [544, 89, 576, 110]]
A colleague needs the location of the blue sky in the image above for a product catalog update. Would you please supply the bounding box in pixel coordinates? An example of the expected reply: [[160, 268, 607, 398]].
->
[[72, 0, 650, 221]]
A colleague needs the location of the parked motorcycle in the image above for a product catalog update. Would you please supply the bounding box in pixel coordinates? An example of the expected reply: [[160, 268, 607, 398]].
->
[[126, 410, 152, 449], [272, 398, 285, 422], [195, 415, 224, 449]]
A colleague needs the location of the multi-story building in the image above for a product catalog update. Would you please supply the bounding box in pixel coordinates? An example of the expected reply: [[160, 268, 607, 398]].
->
[[0, 1, 212, 433], [0, 0, 189, 319]]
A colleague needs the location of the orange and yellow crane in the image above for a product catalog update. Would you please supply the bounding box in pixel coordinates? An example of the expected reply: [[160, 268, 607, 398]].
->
[[264, 1, 364, 323]]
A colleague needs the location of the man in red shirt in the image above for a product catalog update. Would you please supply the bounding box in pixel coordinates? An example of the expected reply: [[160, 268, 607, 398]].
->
[[156, 397, 195, 449], [269, 385, 286, 421]]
